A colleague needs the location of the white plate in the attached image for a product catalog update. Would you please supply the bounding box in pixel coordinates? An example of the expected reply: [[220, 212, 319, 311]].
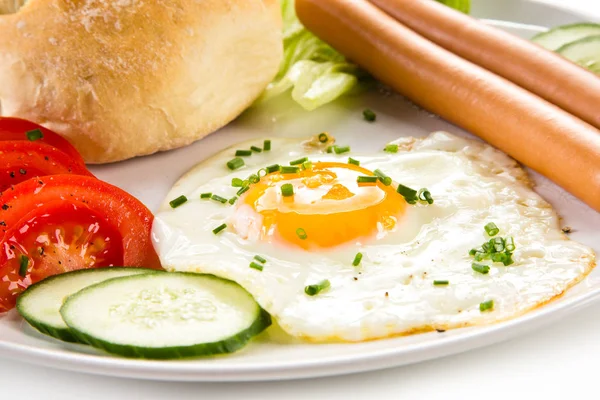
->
[[0, 0, 598, 382]]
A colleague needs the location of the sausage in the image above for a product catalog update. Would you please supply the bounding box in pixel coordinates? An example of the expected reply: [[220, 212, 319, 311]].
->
[[369, 0, 600, 131], [295, 0, 600, 211]]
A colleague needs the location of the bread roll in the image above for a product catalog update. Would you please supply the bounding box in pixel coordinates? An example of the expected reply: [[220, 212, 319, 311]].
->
[[0, 0, 283, 163]]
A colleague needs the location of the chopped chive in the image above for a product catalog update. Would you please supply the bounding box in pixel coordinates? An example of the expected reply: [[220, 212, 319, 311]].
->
[[348, 157, 360, 166], [169, 195, 187, 208], [363, 109, 376, 122], [302, 160, 313, 170], [237, 186, 250, 196], [474, 251, 489, 261], [249, 262, 264, 271], [357, 176, 378, 184], [373, 169, 392, 186], [384, 143, 399, 153], [296, 228, 307, 240], [227, 157, 245, 171], [472, 263, 490, 275], [326, 146, 334, 153], [318, 132, 329, 143], [250, 146, 263, 153], [396, 184, 418, 204], [235, 149, 252, 157], [266, 164, 280, 174], [247, 174, 260, 184], [492, 237, 505, 252], [290, 157, 308, 166], [469, 248, 482, 256], [257, 168, 268, 178], [228, 197, 238, 205], [334, 145, 350, 154], [280, 166, 300, 174], [232, 178, 244, 187], [18, 255, 29, 277], [211, 194, 228, 204], [263, 140, 271, 151], [480, 300, 494, 312], [484, 222, 500, 236], [281, 183, 294, 197], [254, 255, 267, 264], [212, 223, 227, 235], [433, 280, 449, 286], [505, 236, 515, 252], [304, 279, 331, 296], [201, 193, 213, 200], [492, 252, 514, 266], [26, 129, 43, 141], [481, 241, 491, 253], [352, 252, 363, 266], [418, 188, 434, 204]]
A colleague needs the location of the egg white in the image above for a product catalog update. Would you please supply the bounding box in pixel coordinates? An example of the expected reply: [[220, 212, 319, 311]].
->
[[152, 132, 596, 342]]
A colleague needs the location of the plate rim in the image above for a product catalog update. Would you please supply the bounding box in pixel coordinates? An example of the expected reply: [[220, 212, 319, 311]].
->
[[0, 0, 598, 382]]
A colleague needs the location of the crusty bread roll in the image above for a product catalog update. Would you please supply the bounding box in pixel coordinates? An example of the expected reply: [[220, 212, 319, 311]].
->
[[0, 0, 282, 163]]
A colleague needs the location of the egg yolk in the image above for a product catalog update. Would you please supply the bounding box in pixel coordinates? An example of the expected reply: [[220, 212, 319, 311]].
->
[[242, 162, 405, 249]]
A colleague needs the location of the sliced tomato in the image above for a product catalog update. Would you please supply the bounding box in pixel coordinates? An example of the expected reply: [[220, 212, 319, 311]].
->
[[0, 117, 85, 165], [0, 201, 125, 310], [0, 141, 94, 192], [0, 175, 162, 311]]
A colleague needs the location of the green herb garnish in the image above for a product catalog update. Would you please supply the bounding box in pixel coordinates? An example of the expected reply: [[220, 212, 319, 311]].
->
[[363, 109, 376, 122], [235, 149, 252, 157], [251, 146, 263, 153], [280, 166, 300, 174], [228, 197, 238, 205], [396, 184, 418, 204], [264, 140, 271, 151], [290, 157, 308, 166], [480, 300, 494, 312], [227, 157, 245, 171], [305, 279, 331, 296], [433, 280, 449, 286], [318, 132, 329, 143], [254, 255, 267, 264], [357, 176, 378, 184], [384, 144, 399, 153], [237, 186, 250, 196], [296, 228, 308, 240], [418, 188, 434, 204], [18, 255, 29, 277], [26, 129, 43, 141], [169, 195, 188, 208], [484, 222, 500, 236], [212, 223, 227, 235], [200, 193, 212, 199], [472, 263, 490, 275], [232, 178, 244, 187], [281, 183, 294, 197], [266, 164, 281, 174], [249, 262, 264, 272], [352, 252, 363, 266], [373, 169, 392, 186], [333, 145, 350, 154], [211, 194, 228, 204], [348, 157, 360, 166]]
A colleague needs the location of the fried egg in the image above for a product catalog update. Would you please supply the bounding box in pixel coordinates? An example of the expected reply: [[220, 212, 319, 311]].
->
[[152, 132, 596, 342]]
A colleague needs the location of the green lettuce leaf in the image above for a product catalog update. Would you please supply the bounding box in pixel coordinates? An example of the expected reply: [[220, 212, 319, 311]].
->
[[259, 0, 470, 111]]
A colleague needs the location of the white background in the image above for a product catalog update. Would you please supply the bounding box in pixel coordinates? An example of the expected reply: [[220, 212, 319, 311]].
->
[[1, 1, 598, 399]]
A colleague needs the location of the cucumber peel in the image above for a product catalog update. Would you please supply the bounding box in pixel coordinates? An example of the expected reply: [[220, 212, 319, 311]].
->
[[60, 272, 271, 359], [17, 267, 159, 343]]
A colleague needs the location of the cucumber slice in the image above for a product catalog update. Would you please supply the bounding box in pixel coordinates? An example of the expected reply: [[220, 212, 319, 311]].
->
[[532, 23, 600, 51], [60, 273, 271, 359], [557, 35, 600, 74], [17, 268, 158, 342]]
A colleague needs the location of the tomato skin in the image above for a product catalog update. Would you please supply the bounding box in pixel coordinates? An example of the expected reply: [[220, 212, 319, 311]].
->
[[0, 175, 162, 270], [0, 201, 125, 311], [0, 117, 85, 165], [0, 141, 94, 192]]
